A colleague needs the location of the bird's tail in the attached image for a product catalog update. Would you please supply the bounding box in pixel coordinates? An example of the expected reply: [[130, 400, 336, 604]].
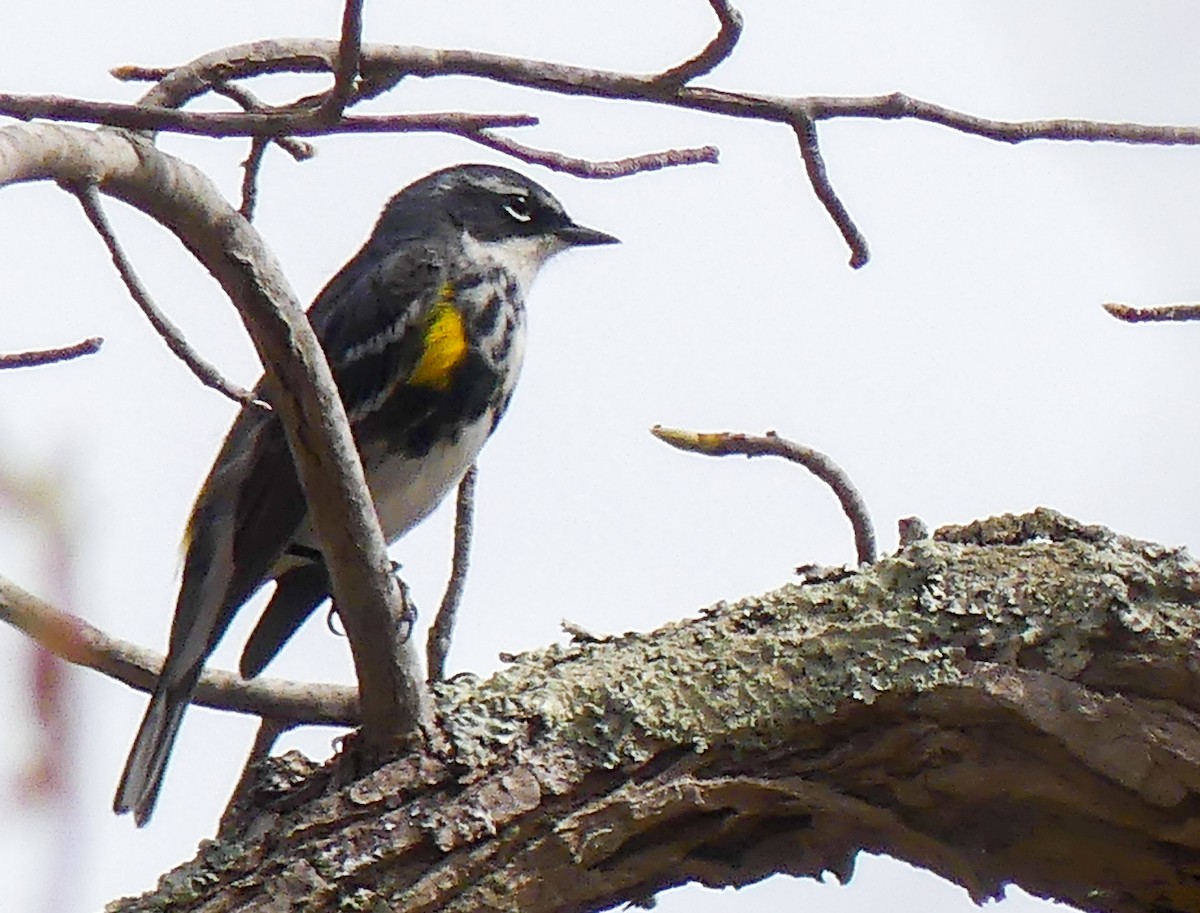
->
[[112, 673, 196, 826]]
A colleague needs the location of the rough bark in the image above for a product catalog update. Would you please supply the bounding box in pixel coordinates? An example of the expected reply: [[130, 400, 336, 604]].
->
[[105, 510, 1200, 913]]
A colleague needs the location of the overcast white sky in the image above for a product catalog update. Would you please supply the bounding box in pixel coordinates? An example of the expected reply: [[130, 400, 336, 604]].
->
[[4, 1, 1199, 910]]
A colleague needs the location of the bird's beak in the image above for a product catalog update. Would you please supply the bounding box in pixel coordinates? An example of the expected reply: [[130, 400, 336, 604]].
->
[[557, 221, 620, 247]]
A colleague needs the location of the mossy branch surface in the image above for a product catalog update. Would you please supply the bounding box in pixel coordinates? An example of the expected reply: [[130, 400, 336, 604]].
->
[[109, 510, 1200, 913]]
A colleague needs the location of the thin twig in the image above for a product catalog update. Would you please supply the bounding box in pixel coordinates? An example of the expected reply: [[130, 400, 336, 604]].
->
[[215, 82, 314, 222], [110, 65, 172, 81], [792, 115, 870, 268], [239, 138, 270, 220], [115, 64, 387, 117], [427, 465, 477, 682], [0, 336, 103, 368], [800, 91, 1200, 145], [650, 425, 877, 565], [464, 130, 718, 178], [320, 0, 365, 121], [1103, 301, 1200, 323], [209, 82, 315, 161], [71, 183, 266, 409], [0, 573, 357, 724], [656, 0, 744, 86]]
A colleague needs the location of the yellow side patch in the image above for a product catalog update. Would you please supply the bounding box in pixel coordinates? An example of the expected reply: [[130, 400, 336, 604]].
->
[[409, 282, 468, 390]]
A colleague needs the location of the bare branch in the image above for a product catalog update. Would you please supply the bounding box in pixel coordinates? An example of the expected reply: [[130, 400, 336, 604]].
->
[[96, 39, 1200, 266], [463, 130, 718, 178], [0, 573, 356, 725], [791, 115, 869, 268], [110, 43, 1200, 150], [651, 425, 877, 565], [801, 91, 1200, 145], [656, 0, 744, 86], [72, 182, 266, 409], [209, 82, 315, 161], [214, 80, 316, 222], [319, 0, 365, 121], [0, 94, 537, 138], [427, 465, 477, 683], [0, 336, 103, 368], [1103, 301, 1200, 323], [239, 138, 270, 220]]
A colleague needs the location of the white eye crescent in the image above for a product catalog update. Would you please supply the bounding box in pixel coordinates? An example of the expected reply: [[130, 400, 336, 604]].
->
[[503, 198, 533, 222]]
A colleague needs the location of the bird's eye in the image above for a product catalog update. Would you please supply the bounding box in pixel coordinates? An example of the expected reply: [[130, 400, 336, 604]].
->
[[503, 196, 533, 223]]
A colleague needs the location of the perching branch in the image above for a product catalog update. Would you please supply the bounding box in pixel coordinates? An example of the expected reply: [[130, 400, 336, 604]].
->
[[651, 425, 877, 565], [0, 573, 356, 724], [0, 336, 102, 368], [105, 512, 1200, 913]]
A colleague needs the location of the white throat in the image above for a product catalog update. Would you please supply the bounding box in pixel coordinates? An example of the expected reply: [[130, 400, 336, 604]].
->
[[460, 230, 564, 296]]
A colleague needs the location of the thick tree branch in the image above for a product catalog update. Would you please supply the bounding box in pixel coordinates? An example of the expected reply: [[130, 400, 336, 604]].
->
[[0, 574, 356, 724], [0, 122, 427, 746], [104, 511, 1200, 913]]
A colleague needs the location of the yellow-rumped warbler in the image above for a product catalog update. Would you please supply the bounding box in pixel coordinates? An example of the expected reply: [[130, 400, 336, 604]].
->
[[114, 164, 617, 824]]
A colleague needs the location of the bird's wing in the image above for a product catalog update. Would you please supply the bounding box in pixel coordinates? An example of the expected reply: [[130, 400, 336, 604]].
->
[[233, 243, 454, 676], [311, 239, 450, 420]]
